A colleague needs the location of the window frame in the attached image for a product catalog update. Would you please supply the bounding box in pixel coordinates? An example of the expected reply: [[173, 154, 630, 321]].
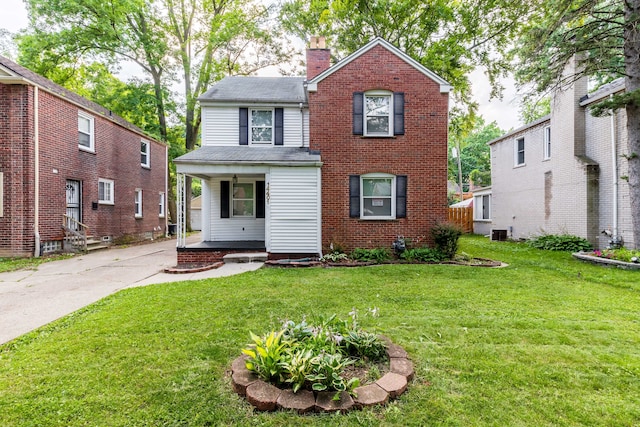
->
[[231, 181, 255, 218], [514, 137, 525, 167], [474, 193, 491, 221], [360, 173, 396, 220], [141, 139, 150, 168], [543, 126, 551, 160], [249, 108, 274, 145], [78, 111, 95, 152], [364, 91, 393, 137], [98, 178, 114, 205], [159, 192, 165, 218], [134, 189, 143, 218]]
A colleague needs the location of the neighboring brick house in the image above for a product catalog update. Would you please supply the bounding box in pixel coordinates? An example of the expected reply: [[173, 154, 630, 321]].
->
[[174, 37, 450, 263], [0, 55, 168, 257], [489, 57, 634, 249]]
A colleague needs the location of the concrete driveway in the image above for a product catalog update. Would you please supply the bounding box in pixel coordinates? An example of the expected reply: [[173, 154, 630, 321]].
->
[[0, 235, 263, 344]]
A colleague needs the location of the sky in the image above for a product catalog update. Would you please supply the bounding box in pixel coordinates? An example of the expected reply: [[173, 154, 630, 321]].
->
[[0, 0, 523, 132]]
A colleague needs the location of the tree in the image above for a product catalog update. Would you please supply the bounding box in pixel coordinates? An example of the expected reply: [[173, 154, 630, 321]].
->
[[519, 96, 551, 124], [515, 0, 640, 248], [280, 0, 534, 130]]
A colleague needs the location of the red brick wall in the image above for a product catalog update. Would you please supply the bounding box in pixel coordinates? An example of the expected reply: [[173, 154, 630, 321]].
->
[[0, 83, 167, 257], [309, 44, 449, 251]]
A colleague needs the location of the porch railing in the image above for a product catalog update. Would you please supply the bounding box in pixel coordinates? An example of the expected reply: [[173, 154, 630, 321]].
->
[[62, 214, 89, 252]]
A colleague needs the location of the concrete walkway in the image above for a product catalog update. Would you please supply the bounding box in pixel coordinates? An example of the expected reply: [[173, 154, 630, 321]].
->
[[0, 235, 263, 344]]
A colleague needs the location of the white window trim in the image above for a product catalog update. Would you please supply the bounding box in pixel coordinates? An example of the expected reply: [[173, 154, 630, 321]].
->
[[98, 178, 114, 205], [543, 126, 551, 160], [134, 189, 143, 218], [250, 108, 274, 145], [474, 193, 491, 221], [78, 111, 95, 152], [360, 173, 396, 220], [231, 181, 256, 218], [141, 139, 150, 168], [514, 137, 525, 167], [364, 91, 393, 137], [159, 192, 165, 218]]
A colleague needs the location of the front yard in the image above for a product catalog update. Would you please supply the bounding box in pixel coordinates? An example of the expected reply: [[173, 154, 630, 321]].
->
[[0, 236, 638, 426]]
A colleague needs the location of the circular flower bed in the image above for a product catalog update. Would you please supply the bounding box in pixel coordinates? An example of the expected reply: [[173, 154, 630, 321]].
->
[[230, 314, 413, 413]]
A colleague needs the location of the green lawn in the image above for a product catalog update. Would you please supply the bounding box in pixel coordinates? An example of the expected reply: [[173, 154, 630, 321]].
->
[[0, 236, 638, 426]]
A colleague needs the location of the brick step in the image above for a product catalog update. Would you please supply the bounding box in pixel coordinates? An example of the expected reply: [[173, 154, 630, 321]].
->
[[223, 252, 268, 263]]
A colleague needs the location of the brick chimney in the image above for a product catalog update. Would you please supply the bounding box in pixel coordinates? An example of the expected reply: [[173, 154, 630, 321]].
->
[[306, 36, 331, 80]]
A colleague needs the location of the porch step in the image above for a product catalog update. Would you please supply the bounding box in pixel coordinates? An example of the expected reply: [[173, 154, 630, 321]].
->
[[223, 252, 268, 263], [86, 238, 109, 252]]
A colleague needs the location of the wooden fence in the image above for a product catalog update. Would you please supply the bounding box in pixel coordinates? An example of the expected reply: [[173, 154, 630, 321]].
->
[[448, 206, 473, 233]]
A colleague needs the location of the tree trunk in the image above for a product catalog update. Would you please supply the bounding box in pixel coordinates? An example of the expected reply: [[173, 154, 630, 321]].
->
[[625, 0, 640, 249]]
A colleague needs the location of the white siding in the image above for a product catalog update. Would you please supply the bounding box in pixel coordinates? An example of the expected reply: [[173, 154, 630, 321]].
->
[[268, 167, 321, 253], [207, 177, 265, 241], [201, 106, 306, 147]]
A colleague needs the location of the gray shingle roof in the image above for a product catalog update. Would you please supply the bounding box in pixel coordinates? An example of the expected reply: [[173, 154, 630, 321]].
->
[[199, 76, 307, 104], [174, 146, 321, 165]]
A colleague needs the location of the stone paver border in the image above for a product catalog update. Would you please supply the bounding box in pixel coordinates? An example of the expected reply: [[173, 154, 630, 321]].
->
[[231, 335, 413, 413]]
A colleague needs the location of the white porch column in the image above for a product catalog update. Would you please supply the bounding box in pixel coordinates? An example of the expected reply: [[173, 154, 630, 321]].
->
[[176, 173, 187, 248]]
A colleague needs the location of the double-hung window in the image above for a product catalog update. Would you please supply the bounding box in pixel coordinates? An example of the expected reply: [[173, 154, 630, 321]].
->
[[349, 173, 407, 220], [543, 126, 551, 160], [159, 192, 165, 217], [250, 109, 274, 144], [514, 137, 525, 166], [141, 140, 150, 167], [78, 112, 94, 151], [232, 182, 254, 217], [365, 92, 392, 136], [134, 189, 143, 218], [98, 178, 114, 205]]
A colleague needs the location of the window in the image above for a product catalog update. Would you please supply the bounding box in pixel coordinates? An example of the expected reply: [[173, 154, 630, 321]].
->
[[514, 137, 525, 166], [98, 179, 114, 205], [78, 112, 94, 151], [141, 140, 150, 167], [232, 182, 254, 217], [543, 126, 551, 160], [353, 91, 404, 136], [349, 173, 407, 220], [365, 93, 392, 136], [159, 192, 165, 217], [134, 189, 143, 217], [250, 109, 274, 144], [474, 193, 491, 220]]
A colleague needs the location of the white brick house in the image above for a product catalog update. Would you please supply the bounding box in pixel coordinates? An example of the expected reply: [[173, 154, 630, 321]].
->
[[489, 62, 634, 249]]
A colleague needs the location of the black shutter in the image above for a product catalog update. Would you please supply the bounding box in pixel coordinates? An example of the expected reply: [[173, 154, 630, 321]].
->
[[353, 92, 364, 135], [394, 92, 405, 135], [396, 175, 407, 218], [239, 108, 248, 145], [349, 175, 360, 218], [220, 180, 230, 218], [274, 108, 283, 145], [256, 181, 265, 218]]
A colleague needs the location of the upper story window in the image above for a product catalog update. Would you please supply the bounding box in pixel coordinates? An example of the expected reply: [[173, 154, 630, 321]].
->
[[251, 109, 274, 144], [514, 137, 525, 166], [78, 111, 95, 152], [134, 189, 143, 218], [543, 126, 551, 160], [141, 140, 150, 167], [98, 178, 114, 205], [353, 91, 404, 137]]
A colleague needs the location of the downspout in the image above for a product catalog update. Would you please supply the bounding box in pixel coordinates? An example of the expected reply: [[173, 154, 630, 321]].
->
[[165, 144, 169, 237], [300, 102, 305, 147], [33, 85, 41, 257], [610, 94, 619, 242]]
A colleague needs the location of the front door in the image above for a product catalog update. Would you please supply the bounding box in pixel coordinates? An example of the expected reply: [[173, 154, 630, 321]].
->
[[65, 180, 82, 230]]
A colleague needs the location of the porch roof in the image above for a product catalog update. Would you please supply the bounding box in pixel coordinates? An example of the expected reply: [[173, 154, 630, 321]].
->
[[174, 146, 321, 166]]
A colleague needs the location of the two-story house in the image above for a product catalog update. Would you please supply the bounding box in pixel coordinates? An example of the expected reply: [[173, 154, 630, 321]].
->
[[174, 37, 451, 264], [489, 57, 634, 249], [0, 55, 168, 257]]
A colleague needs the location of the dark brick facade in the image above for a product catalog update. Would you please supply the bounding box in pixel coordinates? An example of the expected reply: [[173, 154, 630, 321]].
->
[[0, 83, 167, 257], [308, 44, 449, 251]]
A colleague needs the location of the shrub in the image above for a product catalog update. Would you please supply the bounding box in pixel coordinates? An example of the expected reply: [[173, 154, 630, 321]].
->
[[320, 252, 349, 262], [431, 223, 463, 259], [350, 248, 392, 263], [401, 247, 447, 263], [527, 234, 593, 252]]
